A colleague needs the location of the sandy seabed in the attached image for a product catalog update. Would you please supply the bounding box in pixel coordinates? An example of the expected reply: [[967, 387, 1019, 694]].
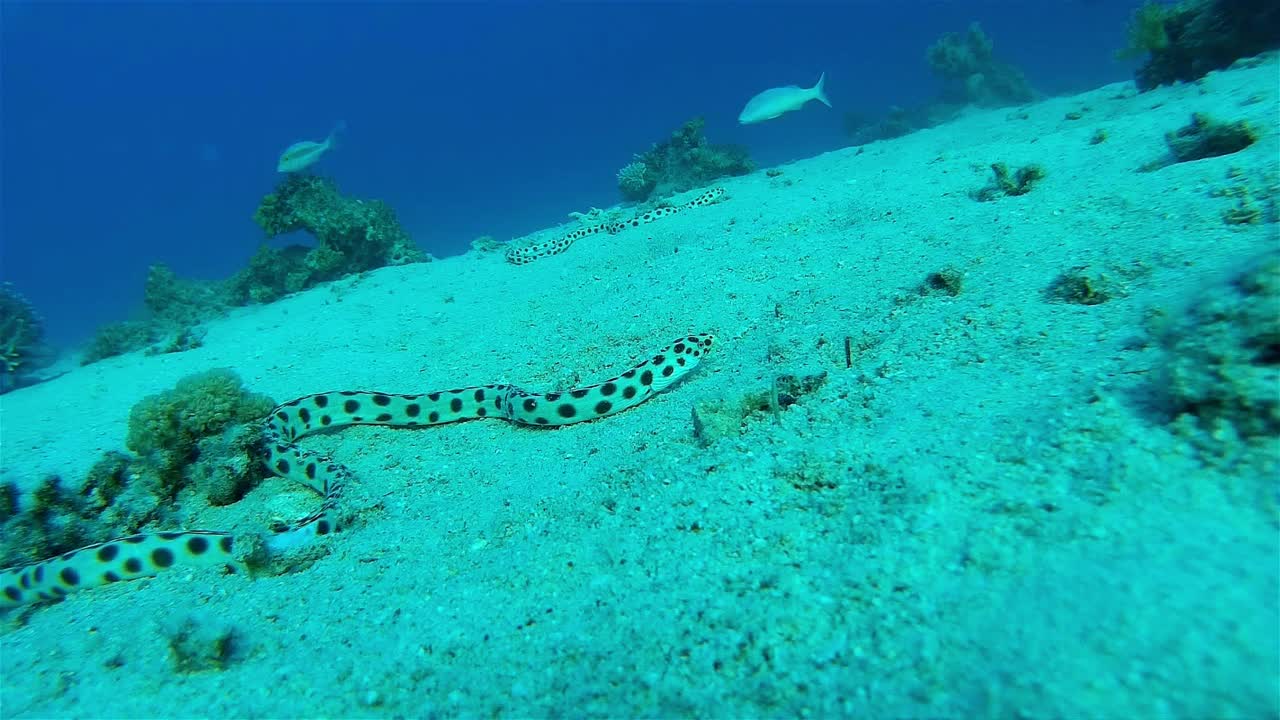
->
[[2, 55, 1277, 719]]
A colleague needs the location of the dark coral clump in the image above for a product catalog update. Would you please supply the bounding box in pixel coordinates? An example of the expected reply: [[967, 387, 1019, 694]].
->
[[0, 370, 274, 569], [843, 106, 931, 145], [247, 175, 425, 301], [1123, 0, 1280, 91], [926, 22, 1036, 107], [1045, 266, 1122, 306], [617, 117, 754, 203], [1138, 113, 1259, 172], [842, 23, 1033, 147], [0, 475, 102, 569], [972, 162, 1046, 201], [226, 244, 314, 305], [81, 320, 160, 366], [1165, 113, 1257, 163], [144, 263, 227, 329], [0, 282, 55, 393], [80, 264, 224, 366], [1156, 251, 1279, 482], [80, 178, 431, 363], [1162, 251, 1280, 441]]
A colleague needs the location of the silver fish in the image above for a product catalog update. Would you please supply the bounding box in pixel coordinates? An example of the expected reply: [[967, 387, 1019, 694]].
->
[[277, 121, 345, 173], [738, 74, 831, 125]]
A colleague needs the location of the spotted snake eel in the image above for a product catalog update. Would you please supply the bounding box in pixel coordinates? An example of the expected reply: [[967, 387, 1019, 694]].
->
[[0, 334, 715, 609], [505, 187, 725, 265]]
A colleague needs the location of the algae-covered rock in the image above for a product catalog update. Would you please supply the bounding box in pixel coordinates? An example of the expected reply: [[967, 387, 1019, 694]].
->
[[251, 175, 426, 288]]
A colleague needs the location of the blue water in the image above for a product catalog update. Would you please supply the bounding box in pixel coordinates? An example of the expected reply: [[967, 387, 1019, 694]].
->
[[1, 1, 1139, 347]]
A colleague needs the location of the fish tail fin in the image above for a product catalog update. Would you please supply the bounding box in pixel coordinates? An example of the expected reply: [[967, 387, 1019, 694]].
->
[[326, 120, 347, 149], [812, 72, 831, 108]]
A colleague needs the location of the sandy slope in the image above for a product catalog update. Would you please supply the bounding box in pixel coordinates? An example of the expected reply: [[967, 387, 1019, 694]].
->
[[1, 55, 1277, 718]]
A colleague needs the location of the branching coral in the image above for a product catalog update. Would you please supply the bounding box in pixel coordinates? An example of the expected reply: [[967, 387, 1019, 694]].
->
[[926, 22, 1035, 107], [927, 22, 995, 78], [617, 160, 655, 202], [1118, 1, 1175, 60], [0, 282, 53, 392]]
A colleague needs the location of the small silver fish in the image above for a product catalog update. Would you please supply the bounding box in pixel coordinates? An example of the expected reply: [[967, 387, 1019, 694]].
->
[[277, 122, 345, 173], [738, 73, 831, 125]]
